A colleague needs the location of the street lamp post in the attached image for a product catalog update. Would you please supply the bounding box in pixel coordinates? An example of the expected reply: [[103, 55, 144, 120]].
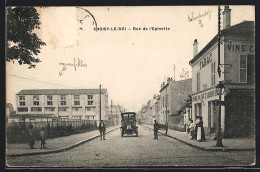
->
[[215, 82, 224, 147], [215, 5, 224, 147]]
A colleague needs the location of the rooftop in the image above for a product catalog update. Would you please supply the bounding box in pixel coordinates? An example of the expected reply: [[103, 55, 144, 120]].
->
[[16, 89, 108, 95]]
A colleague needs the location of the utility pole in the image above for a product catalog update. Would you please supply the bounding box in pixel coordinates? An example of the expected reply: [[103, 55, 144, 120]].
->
[[216, 5, 224, 147], [99, 84, 102, 122]]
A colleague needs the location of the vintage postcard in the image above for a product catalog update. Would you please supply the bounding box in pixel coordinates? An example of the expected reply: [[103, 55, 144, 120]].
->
[[6, 5, 255, 167]]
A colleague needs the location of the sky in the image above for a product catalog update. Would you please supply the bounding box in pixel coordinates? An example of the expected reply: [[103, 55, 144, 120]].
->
[[6, 5, 255, 111]]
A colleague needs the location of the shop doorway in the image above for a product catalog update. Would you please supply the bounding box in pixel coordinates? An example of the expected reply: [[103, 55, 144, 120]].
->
[[208, 100, 218, 134]]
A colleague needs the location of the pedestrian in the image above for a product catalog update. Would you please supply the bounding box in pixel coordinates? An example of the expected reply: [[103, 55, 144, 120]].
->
[[194, 116, 199, 140], [39, 127, 47, 149], [187, 119, 192, 134], [99, 120, 106, 141], [28, 124, 35, 149], [196, 116, 206, 142], [153, 120, 160, 140], [189, 120, 196, 139]]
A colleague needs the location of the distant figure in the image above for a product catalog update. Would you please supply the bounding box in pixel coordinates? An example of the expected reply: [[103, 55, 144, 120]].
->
[[153, 120, 160, 140], [39, 127, 47, 149], [189, 120, 196, 139], [187, 119, 192, 134], [28, 124, 35, 149], [99, 120, 106, 141]]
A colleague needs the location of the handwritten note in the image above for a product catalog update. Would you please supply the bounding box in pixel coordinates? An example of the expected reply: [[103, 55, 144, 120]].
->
[[188, 9, 212, 27], [59, 57, 87, 76]]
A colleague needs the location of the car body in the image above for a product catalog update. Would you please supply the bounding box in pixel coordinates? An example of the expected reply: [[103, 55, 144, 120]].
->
[[120, 112, 138, 137]]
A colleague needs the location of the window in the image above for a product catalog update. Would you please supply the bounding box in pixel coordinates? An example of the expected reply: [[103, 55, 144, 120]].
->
[[33, 95, 39, 100], [86, 116, 89, 120], [88, 101, 93, 105], [18, 107, 28, 112], [47, 101, 53, 106], [72, 107, 82, 111], [31, 107, 42, 112], [165, 94, 168, 106], [240, 55, 247, 83], [74, 101, 80, 105], [86, 107, 95, 111], [61, 101, 66, 105], [60, 95, 66, 100], [211, 62, 216, 87], [47, 95, 52, 100], [88, 95, 93, 99], [19, 96, 25, 100], [197, 72, 200, 92], [74, 95, 80, 99], [33, 101, 39, 106], [162, 97, 164, 107], [203, 84, 207, 90], [20, 101, 25, 106], [45, 107, 55, 111], [33, 95, 39, 106], [58, 107, 67, 111]]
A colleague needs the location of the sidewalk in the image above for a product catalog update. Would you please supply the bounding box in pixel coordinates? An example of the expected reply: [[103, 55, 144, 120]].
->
[[6, 125, 120, 157], [142, 124, 255, 151]]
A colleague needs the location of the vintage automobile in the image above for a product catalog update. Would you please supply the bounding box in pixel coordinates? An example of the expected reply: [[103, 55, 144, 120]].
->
[[120, 112, 138, 137]]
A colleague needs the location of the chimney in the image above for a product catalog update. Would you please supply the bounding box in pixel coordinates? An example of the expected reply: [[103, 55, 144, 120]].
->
[[193, 39, 198, 57], [222, 6, 231, 29]]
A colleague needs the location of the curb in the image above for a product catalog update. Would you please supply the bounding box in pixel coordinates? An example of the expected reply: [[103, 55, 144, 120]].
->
[[142, 125, 255, 152], [7, 126, 120, 158]]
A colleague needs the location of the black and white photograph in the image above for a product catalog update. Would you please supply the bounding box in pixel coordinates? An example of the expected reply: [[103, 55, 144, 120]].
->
[[5, 5, 255, 167]]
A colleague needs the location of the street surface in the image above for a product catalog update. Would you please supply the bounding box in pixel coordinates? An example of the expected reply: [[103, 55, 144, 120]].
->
[[7, 125, 255, 167]]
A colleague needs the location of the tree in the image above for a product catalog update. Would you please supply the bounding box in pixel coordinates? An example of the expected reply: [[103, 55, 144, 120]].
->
[[6, 7, 46, 68]]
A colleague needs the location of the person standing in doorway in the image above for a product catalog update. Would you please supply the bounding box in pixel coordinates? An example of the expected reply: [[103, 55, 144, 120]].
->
[[99, 120, 106, 141], [153, 120, 160, 140]]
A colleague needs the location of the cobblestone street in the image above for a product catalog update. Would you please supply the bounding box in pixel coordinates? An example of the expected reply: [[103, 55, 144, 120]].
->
[[6, 125, 255, 167]]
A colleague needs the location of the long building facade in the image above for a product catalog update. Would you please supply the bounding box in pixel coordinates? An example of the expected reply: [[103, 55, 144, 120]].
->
[[16, 89, 109, 120], [189, 6, 255, 138]]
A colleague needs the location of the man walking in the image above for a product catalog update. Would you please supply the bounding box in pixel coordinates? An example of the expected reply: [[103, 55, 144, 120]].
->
[[154, 120, 160, 140], [99, 120, 106, 141]]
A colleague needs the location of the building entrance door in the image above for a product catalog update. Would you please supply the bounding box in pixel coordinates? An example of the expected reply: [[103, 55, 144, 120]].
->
[[208, 100, 218, 133]]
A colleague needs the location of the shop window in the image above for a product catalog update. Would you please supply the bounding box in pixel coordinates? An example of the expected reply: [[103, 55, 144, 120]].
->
[[239, 55, 247, 83]]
